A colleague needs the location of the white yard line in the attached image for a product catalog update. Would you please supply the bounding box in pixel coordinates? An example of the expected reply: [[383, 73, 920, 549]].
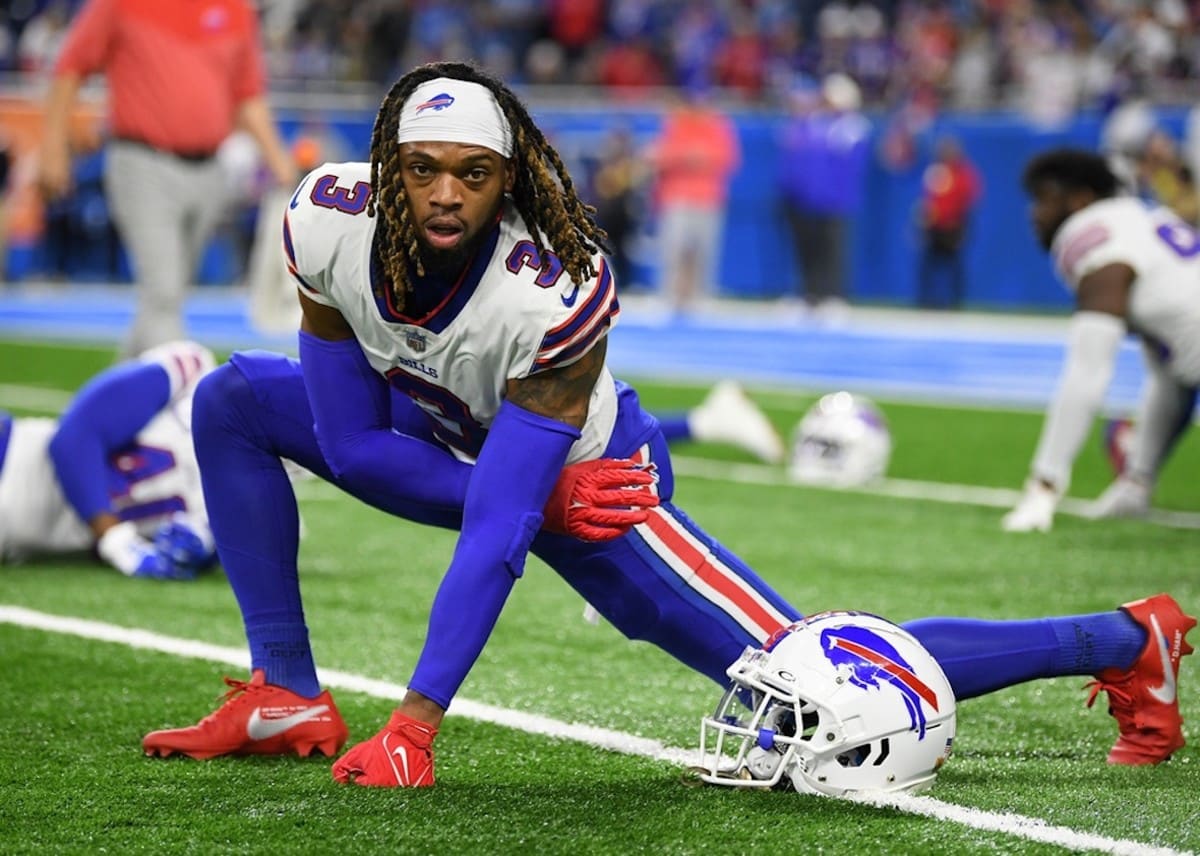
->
[[3, 380, 1196, 529], [0, 604, 1188, 856], [669, 455, 1200, 531]]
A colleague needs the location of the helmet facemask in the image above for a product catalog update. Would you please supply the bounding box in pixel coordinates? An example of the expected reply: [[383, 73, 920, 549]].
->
[[696, 612, 956, 797], [789, 393, 891, 488]]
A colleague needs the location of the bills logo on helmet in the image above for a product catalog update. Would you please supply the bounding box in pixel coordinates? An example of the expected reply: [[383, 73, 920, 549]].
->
[[820, 626, 941, 738], [415, 93, 455, 114]]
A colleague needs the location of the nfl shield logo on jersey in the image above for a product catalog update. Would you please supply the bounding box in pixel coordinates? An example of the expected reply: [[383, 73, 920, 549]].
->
[[405, 330, 427, 353]]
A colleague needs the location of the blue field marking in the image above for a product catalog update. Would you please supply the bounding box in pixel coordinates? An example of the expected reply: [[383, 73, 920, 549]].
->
[[0, 286, 1146, 410]]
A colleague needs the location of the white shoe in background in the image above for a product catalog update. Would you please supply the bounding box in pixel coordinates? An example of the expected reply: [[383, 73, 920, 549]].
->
[[688, 381, 785, 465]]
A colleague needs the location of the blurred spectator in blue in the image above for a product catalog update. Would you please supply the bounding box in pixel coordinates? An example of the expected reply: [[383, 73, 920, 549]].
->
[[915, 135, 980, 309], [648, 85, 741, 314], [41, 124, 120, 281], [778, 73, 871, 313]]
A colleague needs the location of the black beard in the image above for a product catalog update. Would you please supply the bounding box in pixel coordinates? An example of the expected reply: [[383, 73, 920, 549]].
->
[[417, 228, 487, 278], [418, 243, 472, 277]]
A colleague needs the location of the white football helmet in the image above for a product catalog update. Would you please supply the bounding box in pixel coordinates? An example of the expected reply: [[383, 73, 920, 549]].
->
[[696, 611, 956, 796], [789, 392, 891, 487]]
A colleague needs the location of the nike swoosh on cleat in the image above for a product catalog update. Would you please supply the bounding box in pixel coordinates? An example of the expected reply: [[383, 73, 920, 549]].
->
[[1147, 614, 1177, 704], [246, 704, 330, 741], [383, 733, 411, 785], [392, 745, 411, 783]]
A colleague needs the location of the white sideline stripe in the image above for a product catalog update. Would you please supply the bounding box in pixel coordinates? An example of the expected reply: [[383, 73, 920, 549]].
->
[[669, 456, 1200, 531], [848, 792, 1188, 856], [4, 379, 1197, 529], [0, 605, 1188, 856], [0, 383, 73, 413], [0, 605, 692, 766]]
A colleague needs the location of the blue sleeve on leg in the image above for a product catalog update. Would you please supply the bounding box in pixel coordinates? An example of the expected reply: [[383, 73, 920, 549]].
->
[[408, 399, 581, 709], [657, 413, 693, 444], [49, 362, 171, 524]]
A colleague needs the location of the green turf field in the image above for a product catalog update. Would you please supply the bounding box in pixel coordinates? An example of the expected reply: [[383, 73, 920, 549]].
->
[[1, 338, 1198, 855]]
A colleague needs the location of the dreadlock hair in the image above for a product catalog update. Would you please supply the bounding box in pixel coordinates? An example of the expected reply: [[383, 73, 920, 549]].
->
[[367, 61, 609, 311], [1022, 148, 1120, 199]]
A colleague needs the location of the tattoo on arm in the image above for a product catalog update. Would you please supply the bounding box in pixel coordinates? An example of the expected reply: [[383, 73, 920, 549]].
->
[[505, 339, 607, 429]]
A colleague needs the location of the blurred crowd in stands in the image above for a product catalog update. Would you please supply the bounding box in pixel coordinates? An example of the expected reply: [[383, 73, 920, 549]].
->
[[3, 0, 1200, 118], [1, 0, 1199, 308]]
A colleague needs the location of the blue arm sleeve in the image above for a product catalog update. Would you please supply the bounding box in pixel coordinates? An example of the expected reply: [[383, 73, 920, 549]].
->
[[408, 399, 581, 709], [48, 361, 171, 524], [298, 330, 471, 509]]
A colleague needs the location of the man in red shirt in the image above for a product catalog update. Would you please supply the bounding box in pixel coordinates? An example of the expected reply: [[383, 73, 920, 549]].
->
[[37, 0, 295, 356], [916, 136, 982, 309], [648, 87, 740, 315]]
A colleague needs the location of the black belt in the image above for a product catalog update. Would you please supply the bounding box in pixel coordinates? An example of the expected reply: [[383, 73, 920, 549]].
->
[[0, 410, 12, 478], [112, 136, 217, 163]]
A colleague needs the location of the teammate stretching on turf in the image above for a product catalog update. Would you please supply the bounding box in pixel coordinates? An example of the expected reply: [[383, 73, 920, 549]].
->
[[0, 341, 216, 579], [143, 65, 1194, 783], [1004, 148, 1200, 532]]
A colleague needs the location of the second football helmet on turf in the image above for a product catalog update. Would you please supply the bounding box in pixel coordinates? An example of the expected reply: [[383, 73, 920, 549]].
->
[[695, 611, 956, 796], [789, 392, 891, 487]]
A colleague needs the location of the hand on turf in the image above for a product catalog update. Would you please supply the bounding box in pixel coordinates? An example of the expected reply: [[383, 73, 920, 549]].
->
[[1001, 480, 1058, 533], [153, 512, 217, 573], [1090, 475, 1151, 519], [543, 458, 660, 541], [97, 520, 196, 580], [332, 711, 437, 788]]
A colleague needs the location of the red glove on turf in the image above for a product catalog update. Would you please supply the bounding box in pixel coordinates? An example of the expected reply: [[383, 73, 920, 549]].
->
[[331, 711, 437, 788], [543, 458, 659, 541]]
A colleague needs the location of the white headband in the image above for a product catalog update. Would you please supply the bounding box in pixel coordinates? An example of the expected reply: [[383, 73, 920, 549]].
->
[[396, 78, 513, 158]]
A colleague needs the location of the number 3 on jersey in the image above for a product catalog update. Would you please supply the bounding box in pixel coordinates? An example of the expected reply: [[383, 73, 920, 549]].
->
[[1156, 221, 1200, 258], [310, 175, 371, 215], [387, 368, 487, 457]]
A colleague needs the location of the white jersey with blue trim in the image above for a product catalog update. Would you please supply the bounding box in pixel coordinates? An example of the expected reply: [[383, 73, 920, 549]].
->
[[285, 161, 621, 464], [0, 342, 212, 562], [1051, 196, 1200, 385]]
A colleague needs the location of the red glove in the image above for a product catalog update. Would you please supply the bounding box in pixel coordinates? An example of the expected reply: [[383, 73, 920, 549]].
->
[[542, 458, 660, 541], [331, 711, 437, 787]]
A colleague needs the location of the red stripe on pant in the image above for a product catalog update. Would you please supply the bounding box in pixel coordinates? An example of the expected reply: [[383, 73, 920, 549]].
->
[[641, 507, 785, 640]]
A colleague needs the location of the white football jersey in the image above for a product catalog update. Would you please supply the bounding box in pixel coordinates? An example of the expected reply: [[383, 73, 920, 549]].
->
[[0, 342, 212, 562], [1052, 196, 1200, 384], [284, 162, 621, 464]]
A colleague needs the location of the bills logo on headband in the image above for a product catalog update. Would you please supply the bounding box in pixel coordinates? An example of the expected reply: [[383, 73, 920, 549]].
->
[[415, 93, 455, 115], [820, 625, 940, 738]]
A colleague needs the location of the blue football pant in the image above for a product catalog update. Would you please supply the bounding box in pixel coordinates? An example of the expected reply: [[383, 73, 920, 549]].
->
[[194, 351, 1145, 701]]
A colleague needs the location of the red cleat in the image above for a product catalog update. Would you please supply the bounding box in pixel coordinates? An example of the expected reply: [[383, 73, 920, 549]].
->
[[1085, 593, 1196, 765], [332, 711, 437, 787], [143, 670, 348, 760]]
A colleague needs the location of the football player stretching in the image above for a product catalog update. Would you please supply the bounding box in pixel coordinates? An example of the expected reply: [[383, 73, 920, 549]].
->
[[143, 65, 1194, 784], [1005, 148, 1200, 532], [0, 341, 216, 579]]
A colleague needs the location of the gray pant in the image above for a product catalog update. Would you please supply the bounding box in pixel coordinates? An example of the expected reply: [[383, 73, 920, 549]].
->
[[658, 203, 725, 311], [104, 141, 227, 356]]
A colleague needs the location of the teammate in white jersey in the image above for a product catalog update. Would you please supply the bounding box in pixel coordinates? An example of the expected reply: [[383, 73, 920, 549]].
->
[[1004, 148, 1200, 533], [143, 65, 1194, 782], [0, 341, 217, 579]]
